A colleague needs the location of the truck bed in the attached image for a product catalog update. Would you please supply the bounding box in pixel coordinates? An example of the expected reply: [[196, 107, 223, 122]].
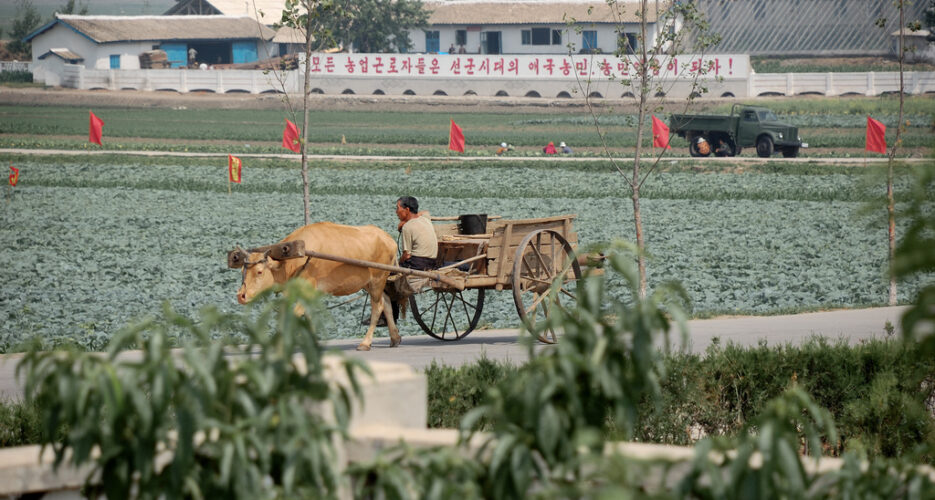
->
[[669, 114, 738, 135]]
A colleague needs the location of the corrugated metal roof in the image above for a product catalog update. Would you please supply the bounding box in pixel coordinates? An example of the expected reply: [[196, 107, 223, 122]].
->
[[698, 0, 930, 56], [53, 14, 275, 43], [181, 0, 289, 22], [425, 1, 657, 25], [38, 48, 84, 62], [166, 0, 657, 26]]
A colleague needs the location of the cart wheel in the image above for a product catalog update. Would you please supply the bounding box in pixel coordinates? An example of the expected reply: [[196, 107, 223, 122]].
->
[[409, 288, 485, 341], [511, 229, 582, 344]]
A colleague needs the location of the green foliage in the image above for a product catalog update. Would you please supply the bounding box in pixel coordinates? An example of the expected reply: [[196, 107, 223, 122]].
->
[[0, 397, 46, 447], [54, 0, 88, 16], [678, 385, 935, 498], [0, 70, 33, 83], [895, 165, 935, 353], [348, 444, 485, 499], [419, 336, 935, 461], [0, 97, 930, 154], [455, 242, 690, 496], [424, 357, 517, 429], [335, 0, 429, 53], [17, 280, 367, 499], [680, 386, 838, 498], [7, 0, 41, 58]]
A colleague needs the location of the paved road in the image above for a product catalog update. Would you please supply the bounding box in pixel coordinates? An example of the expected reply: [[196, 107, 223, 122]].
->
[[0, 306, 909, 400], [325, 306, 909, 370]]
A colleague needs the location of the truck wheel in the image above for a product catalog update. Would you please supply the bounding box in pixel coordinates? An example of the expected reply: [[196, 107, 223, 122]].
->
[[782, 147, 799, 158], [756, 136, 774, 158]]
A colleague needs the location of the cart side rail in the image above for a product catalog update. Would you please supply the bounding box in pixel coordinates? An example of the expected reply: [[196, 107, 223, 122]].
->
[[487, 215, 577, 283]]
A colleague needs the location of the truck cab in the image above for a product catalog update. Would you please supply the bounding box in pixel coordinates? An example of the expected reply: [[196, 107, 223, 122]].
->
[[736, 106, 806, 158]]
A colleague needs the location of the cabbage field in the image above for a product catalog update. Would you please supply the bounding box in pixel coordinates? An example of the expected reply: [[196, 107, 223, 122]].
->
[[0, 154, 927, 353]]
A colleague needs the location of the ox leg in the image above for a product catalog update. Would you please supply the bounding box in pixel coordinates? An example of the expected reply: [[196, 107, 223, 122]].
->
[[356, 288, 385, 351], [383, 293, 401, 347]]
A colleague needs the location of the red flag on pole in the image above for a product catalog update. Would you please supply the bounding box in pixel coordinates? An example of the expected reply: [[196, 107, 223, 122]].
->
[[866, 116, 887, 154], [282, 119, 301, 153], [9, 166, 19, 187], [89, 111, 104, 145], [229, 155, 242, 183], [448, 119, 465, 153], [651, 115, 671, 149]]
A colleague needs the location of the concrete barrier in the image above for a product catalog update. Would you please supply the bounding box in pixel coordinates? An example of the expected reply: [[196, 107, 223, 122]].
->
[[41, 63, 935, 98]]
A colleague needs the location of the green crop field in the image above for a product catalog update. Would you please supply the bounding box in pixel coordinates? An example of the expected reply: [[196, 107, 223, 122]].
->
[[0, 151, 929, 353], [0, 95, 932, 156]]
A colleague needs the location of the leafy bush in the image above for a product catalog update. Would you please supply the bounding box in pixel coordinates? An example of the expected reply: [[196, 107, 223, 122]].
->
[[456, 242, 690, 496], [0, 397, 45, 447], [17, 280, 367, 499], [0, 70, 32, 83]]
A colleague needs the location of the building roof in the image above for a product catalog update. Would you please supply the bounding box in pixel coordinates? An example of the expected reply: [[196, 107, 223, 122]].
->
[[37, 48, 84, 63], [424, 1, 658, 25], [272, 26, 308, 44], [25, 14, 276, 44]]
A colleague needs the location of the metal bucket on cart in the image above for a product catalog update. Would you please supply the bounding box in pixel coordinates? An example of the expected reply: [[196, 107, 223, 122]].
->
[[458, 214, 488, 234]]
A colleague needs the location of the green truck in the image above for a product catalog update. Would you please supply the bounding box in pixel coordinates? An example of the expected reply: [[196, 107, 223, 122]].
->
[[669, 104, 807, 158]]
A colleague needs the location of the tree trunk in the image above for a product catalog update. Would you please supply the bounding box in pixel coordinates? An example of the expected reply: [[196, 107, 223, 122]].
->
[[632, 0, 650, 298], [887, 1, 906, 306], [301, 23, 313, 226]]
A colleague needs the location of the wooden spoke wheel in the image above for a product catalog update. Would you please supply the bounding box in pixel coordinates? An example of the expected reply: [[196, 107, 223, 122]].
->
[[511, 229, 581, 344], [409, 288, 485, 341]]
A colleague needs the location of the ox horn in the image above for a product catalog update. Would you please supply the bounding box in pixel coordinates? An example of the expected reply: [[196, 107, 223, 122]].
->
[[227, 245, 248, 269]]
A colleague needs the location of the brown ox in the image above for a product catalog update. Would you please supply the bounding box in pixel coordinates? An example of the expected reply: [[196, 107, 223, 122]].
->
[[236, 222, 400, 351]]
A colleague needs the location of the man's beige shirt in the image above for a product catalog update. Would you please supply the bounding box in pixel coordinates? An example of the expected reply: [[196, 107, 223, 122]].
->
[[401, 215, 438, 258]]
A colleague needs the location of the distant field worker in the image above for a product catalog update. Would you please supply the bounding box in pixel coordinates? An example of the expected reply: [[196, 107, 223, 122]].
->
[[496, 142, 514, 155], [560, 141, 573, 154], [543, 141, 557, 154]]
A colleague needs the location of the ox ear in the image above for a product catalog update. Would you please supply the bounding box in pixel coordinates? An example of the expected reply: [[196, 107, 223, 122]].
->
[[266, 258, 282, 271]]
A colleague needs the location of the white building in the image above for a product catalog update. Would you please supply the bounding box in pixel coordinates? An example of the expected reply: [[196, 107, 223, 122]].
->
[[25, 14, 276, 83], [412, 0, 672, 55], [162, 0, 671, 56]]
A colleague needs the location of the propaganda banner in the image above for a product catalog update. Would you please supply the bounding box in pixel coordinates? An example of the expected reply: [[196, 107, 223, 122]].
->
[[302, 53, 749, 81]]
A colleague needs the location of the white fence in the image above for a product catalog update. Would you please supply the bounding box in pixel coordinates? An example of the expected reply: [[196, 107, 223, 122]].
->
[[45, 63, 935, 99], [0, 61, 31, 73]]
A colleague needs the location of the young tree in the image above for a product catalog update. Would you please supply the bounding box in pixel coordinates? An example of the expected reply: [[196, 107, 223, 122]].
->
[[7, 0, 42, 59], [569, 1, 720, 297], [876, 0, 916, 305], [277, 0, 351, 224], [267, 1, 426, 223], [55, 0, 89, 16]]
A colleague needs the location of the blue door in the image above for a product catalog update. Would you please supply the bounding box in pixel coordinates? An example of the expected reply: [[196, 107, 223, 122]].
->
[[232, 41, 258, 64], [109, 54, 120, 69], [425, 31, 439, 53], [583, 31, 597, 52], [161, 42, 187, 68]]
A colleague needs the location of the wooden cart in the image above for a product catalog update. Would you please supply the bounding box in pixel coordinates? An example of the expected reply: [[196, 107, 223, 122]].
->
[[405, 213, 582, 343], [228, 214, 584, 344]]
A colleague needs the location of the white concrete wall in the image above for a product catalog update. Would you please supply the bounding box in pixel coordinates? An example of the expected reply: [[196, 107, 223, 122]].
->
[[34, 57, 935, 99]]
